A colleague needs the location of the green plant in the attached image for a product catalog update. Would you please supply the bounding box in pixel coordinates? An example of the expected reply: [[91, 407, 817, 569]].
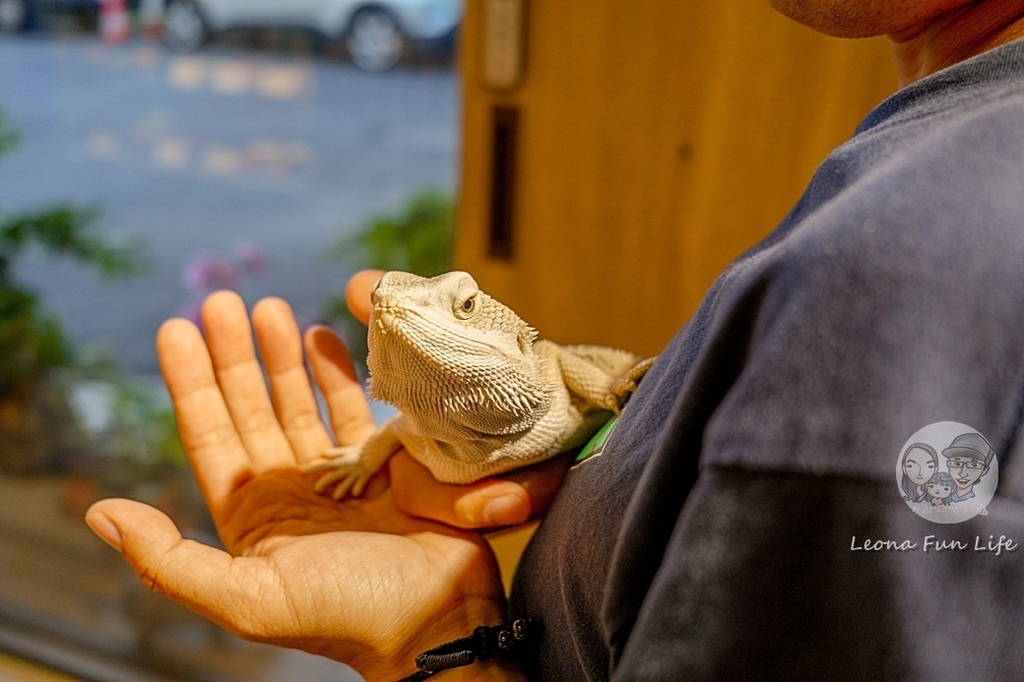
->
[[0, 112, 144, 398], [323, 189, 454, 373], [331, 190, 454, 276], [92, 374, 189, 495]]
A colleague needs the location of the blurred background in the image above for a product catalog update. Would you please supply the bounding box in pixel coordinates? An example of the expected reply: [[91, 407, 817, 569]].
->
[[0, 1, 900, 680], [1, 1, 459, 680]]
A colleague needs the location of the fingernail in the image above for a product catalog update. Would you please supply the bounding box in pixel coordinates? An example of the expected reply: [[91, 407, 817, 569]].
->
[[483, 494, 530, 526], [86, 512, 123, 551]]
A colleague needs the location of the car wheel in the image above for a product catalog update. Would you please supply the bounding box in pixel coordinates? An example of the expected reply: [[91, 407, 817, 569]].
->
[[162, 0, 208, 52], [345, 6, 404, 72], [0, 0, 26, 33]]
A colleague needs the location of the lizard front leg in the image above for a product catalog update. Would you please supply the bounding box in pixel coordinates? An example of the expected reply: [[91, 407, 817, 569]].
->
[[608, 356, 657, 408], [303, 415, 404, 499], [543, 342, 651, 414]]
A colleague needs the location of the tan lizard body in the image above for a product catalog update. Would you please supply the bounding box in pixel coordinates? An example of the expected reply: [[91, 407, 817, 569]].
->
[[305, 271, 653, 498]]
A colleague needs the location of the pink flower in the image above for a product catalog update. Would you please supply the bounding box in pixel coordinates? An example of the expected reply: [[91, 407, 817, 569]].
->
[[182, 254, 241, 291], [236, 241, 269, 277], [177, 298, 203, 326]]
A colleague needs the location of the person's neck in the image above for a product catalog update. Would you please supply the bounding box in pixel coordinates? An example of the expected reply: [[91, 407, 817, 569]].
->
[[890, 1, 1024, 87]]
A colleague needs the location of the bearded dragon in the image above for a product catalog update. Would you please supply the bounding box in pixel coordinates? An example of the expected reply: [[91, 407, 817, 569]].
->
[[304, 271, 654, 498]]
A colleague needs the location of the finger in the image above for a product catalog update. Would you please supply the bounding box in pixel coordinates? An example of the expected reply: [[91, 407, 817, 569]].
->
[[391, 451, 574, 529], [502, 452, 575, 519], [85, 499, 258, 637], [157, 316, 251, 504], [202, 291, 295, 472], [389, 451, 535, 529], [305, 325, 377, 448], [252, 298, 334, 463], [345, 269, 384, 325]]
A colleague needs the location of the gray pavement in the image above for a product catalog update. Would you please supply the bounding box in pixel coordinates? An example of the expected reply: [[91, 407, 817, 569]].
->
[[0, 33, 458, 375]]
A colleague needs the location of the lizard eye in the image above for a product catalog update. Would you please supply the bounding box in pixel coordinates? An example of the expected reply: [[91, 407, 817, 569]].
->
[[370, 278, 384, 305], [455, 294, 478, 318]]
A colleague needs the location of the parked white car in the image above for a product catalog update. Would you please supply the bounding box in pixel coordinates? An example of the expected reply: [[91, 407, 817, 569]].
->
[[161, 0, 461, 71]]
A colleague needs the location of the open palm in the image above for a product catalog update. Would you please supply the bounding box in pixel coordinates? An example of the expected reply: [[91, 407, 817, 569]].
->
[[86, 292, 508, 681]]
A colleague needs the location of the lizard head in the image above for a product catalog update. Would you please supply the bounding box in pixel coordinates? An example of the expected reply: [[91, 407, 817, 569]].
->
[[365, 270, 549, 432]]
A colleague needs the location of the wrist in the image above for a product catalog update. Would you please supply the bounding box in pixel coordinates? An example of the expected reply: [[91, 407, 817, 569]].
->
[[352, 595, 506, 681], [431, 656, 527, 681], [399, 616, 540, 682]]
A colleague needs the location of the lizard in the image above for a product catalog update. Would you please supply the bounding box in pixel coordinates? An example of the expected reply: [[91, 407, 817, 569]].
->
[[304, 270, 655, 499]]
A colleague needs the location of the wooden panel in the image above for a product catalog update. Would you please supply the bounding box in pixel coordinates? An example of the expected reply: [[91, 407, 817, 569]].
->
[[455, 0, 897, 357]]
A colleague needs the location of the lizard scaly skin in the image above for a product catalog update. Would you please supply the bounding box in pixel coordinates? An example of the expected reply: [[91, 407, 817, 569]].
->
[[304, 271, 654, 498]]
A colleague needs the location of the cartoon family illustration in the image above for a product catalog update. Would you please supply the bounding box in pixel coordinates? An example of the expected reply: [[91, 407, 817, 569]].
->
[[900, 432, 995, 507]]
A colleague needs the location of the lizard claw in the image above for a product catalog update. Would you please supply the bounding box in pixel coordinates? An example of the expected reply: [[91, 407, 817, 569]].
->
[[606, 356, 657, 411], [303, 445, 374, 499]]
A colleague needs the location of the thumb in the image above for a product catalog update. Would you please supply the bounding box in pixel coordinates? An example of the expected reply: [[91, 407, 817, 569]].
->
[[85, 498, 243, 630], [345, 269, 384, 325]]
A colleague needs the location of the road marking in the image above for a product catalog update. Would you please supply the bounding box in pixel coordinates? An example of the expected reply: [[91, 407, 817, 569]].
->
[[86, 129, 314, 179], [87, 131, 120, 157], [210, 59, 253, 94], [168, 55, 205, 90], [152, 137, 191, 170], [202, 144, 245, 175], [166, 54, 315, 100], [256, 63, 315, 99]]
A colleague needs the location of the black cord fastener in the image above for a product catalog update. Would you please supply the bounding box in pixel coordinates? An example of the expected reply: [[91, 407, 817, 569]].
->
[[398, 617, 541, 681]]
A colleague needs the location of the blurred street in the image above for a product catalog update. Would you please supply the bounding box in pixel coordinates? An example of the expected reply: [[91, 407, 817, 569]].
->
[[0, 33, 458, 375]]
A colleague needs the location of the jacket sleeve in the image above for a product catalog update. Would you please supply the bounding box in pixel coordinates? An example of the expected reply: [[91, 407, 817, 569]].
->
[[605, 211, 1024, 680]]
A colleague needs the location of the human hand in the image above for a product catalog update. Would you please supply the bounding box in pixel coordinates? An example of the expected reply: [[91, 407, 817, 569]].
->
[[85, 292, 519, 681], [345, 270, 572, 530]]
